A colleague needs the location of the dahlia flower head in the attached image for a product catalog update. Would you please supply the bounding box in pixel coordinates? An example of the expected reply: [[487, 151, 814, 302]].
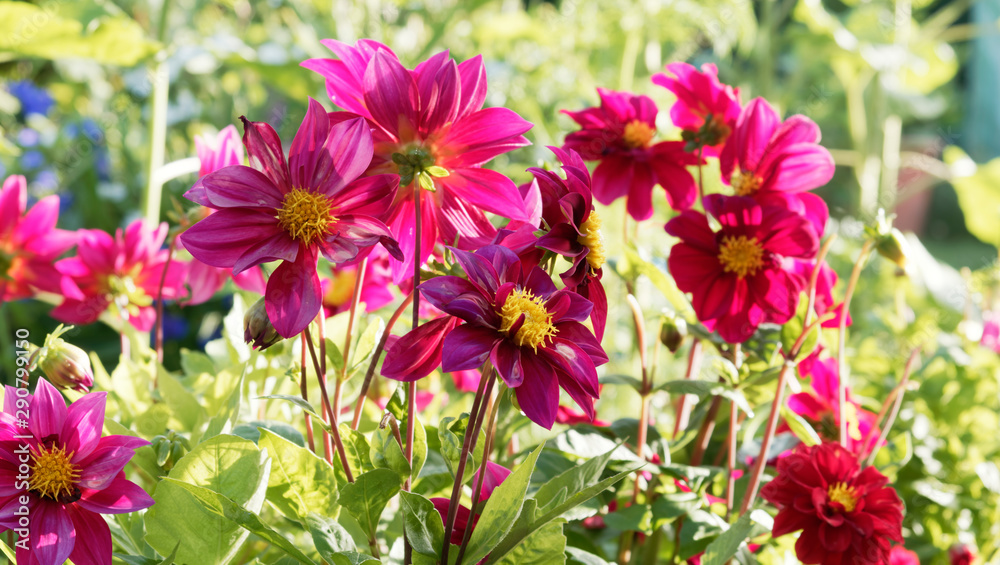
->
[[760, 441, 904, 565], [53, 219, 187, 332], [0, 378, 154, 565], [0, 175, 76, 302], [303, 39, 534, 284], [179, 99, 403, 338], [563, 88, 700, 220], [383, 245, 608, 429], [184, 125, 267, 306], [720, 97, 834, 236], [651, 61, 742, 156], [531, 147, 609, 338], [665, 194, 819, 343]]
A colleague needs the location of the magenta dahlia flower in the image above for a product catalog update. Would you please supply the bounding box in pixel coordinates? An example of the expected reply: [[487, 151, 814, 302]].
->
[[783, 351, 880, 456], [651, 62, 741, 155], [665, 194, 819, 343], [0, 175, 76, 302], [53, 219, 187, 331], [179, 99, 403, 338], [719, 98, 834, 232], [303, 40, 533, 284], [562, 88, 700, 220], [0, 378, 154, 565], [389, 245, 607, 429], [760, 442, 904, 565], [184, 125, 267, 306], [532, 147, 608, 338]]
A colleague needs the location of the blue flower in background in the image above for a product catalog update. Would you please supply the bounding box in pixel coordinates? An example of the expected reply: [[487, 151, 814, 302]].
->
[[9, 81, 54, 117], [21, 150, 44, 170]]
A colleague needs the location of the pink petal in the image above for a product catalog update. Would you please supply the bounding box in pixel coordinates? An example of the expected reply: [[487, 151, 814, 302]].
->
[[240, 116, 290, 191], [180, 209, 285, 269], [363, 50, 418, 139], [66, 504, 112, 565], [441, 324, 498, 372], [436, 107, 532, 168], [514, 353, 561, 430], [265, 246, 323, 338], [76, 473, 154, 514], [30, 378, 67, 442], [62, 391, 106, 460], [197, 165, 283, 209]]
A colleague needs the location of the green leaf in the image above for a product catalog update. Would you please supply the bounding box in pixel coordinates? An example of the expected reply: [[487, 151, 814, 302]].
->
[[144, 435, 271, 564], [658, 380, 754, 418], [351, 317, 385, 373], [463, 444, 545, 565], [779, 406, 822, 447], [945, 146, 1000, 247], [700, 512, 754, 565], [157, 479, 316, 565], [399, 491, 446, 558], [340, 424, 376, 477], [493, 520, 566, 565], [306, 513, 357, 558], [339, 468, 402, 539], [603, 503, 652, 534], [370, 422, 411, 478], [259, 429, 339, 523]]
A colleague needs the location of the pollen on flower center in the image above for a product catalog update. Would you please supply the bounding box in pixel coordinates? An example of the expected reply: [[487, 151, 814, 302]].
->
[[622, 120, 655, 149], [718, 235, 765, 278], [30, 444, 80, 501], [499, 288, 558, 352], [578, 210, 606, 271], [731, 170, 763, 196], [277, 188, 334, 245], [827, 482, 859, 513]]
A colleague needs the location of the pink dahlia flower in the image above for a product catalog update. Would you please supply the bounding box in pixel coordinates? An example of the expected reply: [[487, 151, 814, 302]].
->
[[0, 175, 76, 302], [303, 40, 533, 284], [179, 99, 403, 338], [532, 147, 608, 338], [184, 125, 267, 306], [719, 98, 834, 234], [665, 194, 819, 343], [0, 378, 154, 565], [53, 219, 187, 331], [386, 245, 608, 429], [651, 62, 742, 155], [783, 351, 880, 456], [562, 88, 700, 220]]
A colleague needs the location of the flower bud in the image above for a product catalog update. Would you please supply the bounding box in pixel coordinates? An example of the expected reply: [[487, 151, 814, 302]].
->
[[244, 297, 283, 350], [659, 315, 687, 353], [876, 227, 909, 269], [35, 334, 94, 393]]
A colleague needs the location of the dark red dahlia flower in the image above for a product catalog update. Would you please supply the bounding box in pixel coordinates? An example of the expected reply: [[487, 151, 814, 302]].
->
[[664, 194, 819, 343], [760, 442, 904, 565]]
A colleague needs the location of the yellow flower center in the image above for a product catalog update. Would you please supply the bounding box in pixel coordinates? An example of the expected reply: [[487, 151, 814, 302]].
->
[[731, 170, 762, 196], [717, 235, 765, 278], [499, 289, 558, 352], [578, 210, 606, 272], [30, 444, 80, 501], [827, 482, 859, 513], [622, 120, 655, 149], [277, 188, 334, 245]]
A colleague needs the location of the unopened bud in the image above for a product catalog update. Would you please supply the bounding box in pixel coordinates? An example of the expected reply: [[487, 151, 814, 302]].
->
[[35, 328, 94, 392], [244, 297, 283, 350], [876, 227, 909, 269], [659, 315, 687, 353]]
